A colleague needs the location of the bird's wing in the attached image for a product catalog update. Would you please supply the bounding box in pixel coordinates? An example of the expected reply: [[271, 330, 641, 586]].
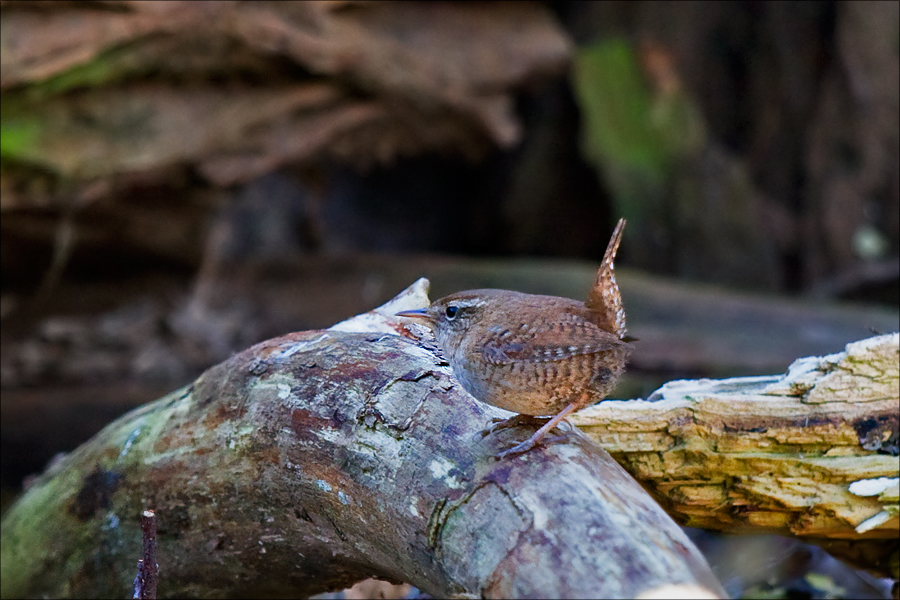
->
[[481, 321, 628, 365]]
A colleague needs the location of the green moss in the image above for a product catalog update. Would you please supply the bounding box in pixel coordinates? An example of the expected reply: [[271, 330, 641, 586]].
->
[[26, 44, 145, 100], [0, 114, 41, 159], [571, 39, 707, 222], [573, 40, 668, 181], [0, 44, 142, 164], [32, 56, 118, 98]]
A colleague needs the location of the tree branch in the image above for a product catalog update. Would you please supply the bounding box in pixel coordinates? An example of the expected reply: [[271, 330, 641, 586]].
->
[[1, 279, 725, 599]]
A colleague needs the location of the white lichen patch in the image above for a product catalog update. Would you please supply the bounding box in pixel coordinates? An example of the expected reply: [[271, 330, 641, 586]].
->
[[274, 333, 330, 359], [849, 477, 899, 497], [527, 497, 551, 530], [313, 427, 341, 443], [316, 479, 332, 492], [855, 510, 893, 533], [254, 375, 296, 401], [118, 426, 143, 460], [429, 457, 464, 489]]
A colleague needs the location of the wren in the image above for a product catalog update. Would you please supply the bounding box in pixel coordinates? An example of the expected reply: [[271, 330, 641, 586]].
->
[[397, 219, 632, 458]]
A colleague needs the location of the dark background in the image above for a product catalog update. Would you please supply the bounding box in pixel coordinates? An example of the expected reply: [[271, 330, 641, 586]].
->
[[1, 2, 897, 597]]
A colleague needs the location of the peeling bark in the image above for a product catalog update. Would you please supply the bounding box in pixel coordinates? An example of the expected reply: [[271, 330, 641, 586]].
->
[[1, 281, 725, 599], [3, 279, 895, 597], [573, 333, 900, 578]]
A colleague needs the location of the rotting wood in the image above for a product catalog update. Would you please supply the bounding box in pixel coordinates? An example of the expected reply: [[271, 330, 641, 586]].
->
[[573, 332, 899, 578], [0, 279, 725, 600], [3, 278, 896, 597]]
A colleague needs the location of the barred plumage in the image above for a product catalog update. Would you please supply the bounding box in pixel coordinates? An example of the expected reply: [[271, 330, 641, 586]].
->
[[396, 219, 631, 456]]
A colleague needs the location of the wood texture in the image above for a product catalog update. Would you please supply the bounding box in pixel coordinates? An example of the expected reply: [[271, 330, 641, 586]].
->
[[2, 279, 896, 596], [574, 333, 900, 577], [0, 281, 724, 599]]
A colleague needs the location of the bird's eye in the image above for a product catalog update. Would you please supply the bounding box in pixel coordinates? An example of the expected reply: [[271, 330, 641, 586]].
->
[[445, 305, 459, 320]]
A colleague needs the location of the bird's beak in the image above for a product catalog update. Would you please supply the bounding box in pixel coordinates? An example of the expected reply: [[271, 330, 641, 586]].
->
[[396, 308, 431, 320]]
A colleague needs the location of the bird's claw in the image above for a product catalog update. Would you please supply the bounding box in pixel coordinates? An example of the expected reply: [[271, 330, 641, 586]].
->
[[494, 432, 571, 460], [495, 438, 537, 459], [479, 414, 547, 438]]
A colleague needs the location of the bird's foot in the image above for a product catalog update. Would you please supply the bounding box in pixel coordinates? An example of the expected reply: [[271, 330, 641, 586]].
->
[[479, 414, 548, 438], [494, 432, 571, 459], [495, 437, 537, 459], [492, 402, 580, 460]]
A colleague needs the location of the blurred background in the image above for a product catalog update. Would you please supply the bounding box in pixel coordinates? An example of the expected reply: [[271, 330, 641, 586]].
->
[[1, 1, 897, 598]]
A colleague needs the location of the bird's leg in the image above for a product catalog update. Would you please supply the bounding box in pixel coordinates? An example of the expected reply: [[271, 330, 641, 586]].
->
[[495, 402, 578, 459]]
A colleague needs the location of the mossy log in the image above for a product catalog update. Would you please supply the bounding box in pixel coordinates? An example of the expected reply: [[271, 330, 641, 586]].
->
[[1, 280, 725, 599], [2, 279, 896, 597]]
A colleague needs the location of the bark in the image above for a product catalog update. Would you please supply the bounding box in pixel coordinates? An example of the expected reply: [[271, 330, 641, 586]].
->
[[0, 280, 725, 599], [2, 278, 896, 597], [573, 332, 900, 578], [1, 1, 571, 184]]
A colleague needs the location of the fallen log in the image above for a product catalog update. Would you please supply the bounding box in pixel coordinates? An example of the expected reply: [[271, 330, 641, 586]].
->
[[0, 280, 725, 599], [573, 331, 899, 578], [4, 278, 895, 597]]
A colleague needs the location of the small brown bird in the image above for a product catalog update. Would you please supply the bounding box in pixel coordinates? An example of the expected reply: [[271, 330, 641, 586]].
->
[[398, 219, 632, 458]]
